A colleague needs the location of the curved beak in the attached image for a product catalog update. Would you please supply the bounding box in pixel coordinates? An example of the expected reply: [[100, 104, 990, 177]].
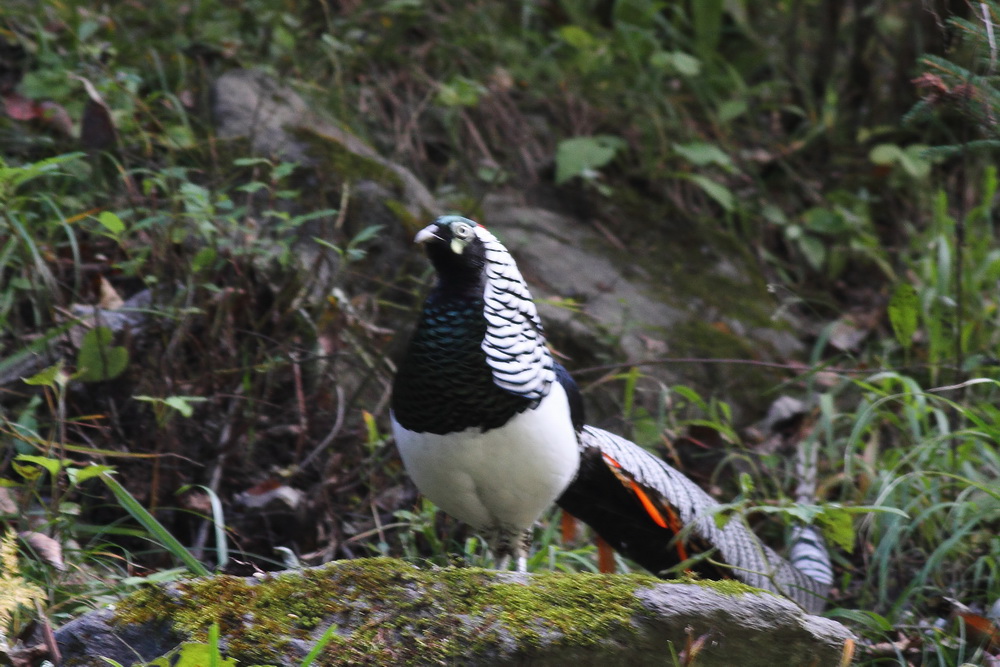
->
[[414, 223, 441, 244]]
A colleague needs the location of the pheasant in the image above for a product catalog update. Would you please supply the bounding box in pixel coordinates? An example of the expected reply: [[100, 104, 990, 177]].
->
[[390, 216, 582, 572], [391, 215, 831, 611]]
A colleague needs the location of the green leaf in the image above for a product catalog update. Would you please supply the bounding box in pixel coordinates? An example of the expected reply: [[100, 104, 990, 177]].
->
[[899, 145, 932, 179], [554, 135, 626, 185], [350, 224, 385, 245], [232, 157, 272, 167], [717, 100, 747, 123], [673, 142, 735, 172], [171, 640, 237, 667], [11, 461, 44, 482], [869, 143, 903, 165], [273, 162, 297, 180], [870, 143, 931, 179], [888, 283, 919, 350], [22, 361, 66, 388], [802, 207, 848, 234], [817, 506, 855, 553], [97, 211, 126, 236], [192, 247, 217, 273], [15, 454, 68, 477], [649, 50, 702, 76], [162, 395, 207, 418], [686, 174, 734, 211], [712, 508, 736, 530], [67, 464, 116, 485], [76, 326, 129, 382], [558, 25, 597, 50], [362, 410, 381, 445], [798, 234, 826, 270], [436, 76, 486, 108], [16, 454, 66, 474], [162, 124, 196, 150]]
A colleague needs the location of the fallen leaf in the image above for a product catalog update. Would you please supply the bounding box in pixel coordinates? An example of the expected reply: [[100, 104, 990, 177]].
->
[[0, 486, 18, 514], [234, 483, 304, 510], [19, 531, 66, 571], [6, 642, 51, 667], [828, 317, 869, 352], [3, 91, 38, 120], [2, 94, 73, 136], [39, 101, 74, 135], [80, 98, 116, 150], [97, 276, 125, 310], [69, 74, 117, 149]]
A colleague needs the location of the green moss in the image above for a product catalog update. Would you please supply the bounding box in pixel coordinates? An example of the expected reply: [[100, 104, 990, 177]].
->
[[668, 573, 770, 598], [667, 318, 757, 360], [467, 569, 660, 646], [113, 558, 661, 666], [290, 127, 403, 187]]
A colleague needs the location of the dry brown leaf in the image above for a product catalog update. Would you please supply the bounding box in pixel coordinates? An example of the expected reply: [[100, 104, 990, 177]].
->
[[39, 101, 74, 136], [69, 74, 117, 149], [0, 486, 18, 514], [3, 91, 38, 120], [97, 275, 125, 310], [2, 93, 73, 136], [19, 531, 66, 571], [828, 317, 870, 352]]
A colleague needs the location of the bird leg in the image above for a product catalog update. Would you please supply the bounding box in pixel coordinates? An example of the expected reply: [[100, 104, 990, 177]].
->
[[489, 526, 532, 572]]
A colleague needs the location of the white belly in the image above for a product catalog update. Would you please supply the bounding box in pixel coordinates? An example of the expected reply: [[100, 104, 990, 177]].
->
[[391, 382, 580, 532]]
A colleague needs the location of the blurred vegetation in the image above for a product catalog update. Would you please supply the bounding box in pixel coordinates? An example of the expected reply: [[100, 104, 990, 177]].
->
[[0, 0, 998, 664]]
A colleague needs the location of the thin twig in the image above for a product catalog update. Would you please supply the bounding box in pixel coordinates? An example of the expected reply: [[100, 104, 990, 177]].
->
[[570, 356, 976, 378], [292, 352, 309, 463], [299, 385, 346, 470], [983, 3, 996, 74]]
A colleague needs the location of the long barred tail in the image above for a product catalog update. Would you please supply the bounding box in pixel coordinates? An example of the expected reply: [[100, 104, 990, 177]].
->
[[789, 427, 834, 592], [560, 426, 830, 613], [789, 524, 833, 591]]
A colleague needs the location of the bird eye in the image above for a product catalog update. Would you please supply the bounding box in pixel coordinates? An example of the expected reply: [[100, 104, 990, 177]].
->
[[452, 222, 472, 239]]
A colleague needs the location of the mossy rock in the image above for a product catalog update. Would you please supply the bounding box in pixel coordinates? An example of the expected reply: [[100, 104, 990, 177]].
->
[[56, 558, 853, 667]]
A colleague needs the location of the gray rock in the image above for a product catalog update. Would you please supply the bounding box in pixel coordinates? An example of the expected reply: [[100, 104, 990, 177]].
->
[[481, 194, 804, 419], [484, 199, 687, 362], [635, 583, 852, 666], [212, 68, 438, 220], [56, 608, 182, 667]]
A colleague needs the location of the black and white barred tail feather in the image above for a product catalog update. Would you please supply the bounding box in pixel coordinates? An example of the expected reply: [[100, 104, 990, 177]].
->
[[789, 524, 833, 591], [476, 226, 556, 401], [559, 426, 830, 613], [789, 425, 834, 591]]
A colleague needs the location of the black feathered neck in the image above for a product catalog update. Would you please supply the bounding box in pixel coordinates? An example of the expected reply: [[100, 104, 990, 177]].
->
[[422, 228, 487, 297]]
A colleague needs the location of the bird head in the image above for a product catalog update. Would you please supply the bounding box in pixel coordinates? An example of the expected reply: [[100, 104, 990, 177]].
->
[[415, 216, 490, 286]]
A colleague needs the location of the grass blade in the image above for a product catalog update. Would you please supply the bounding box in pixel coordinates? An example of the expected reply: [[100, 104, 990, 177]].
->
[[98, 469, 210, 576], [300, 623, 340, 667]]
